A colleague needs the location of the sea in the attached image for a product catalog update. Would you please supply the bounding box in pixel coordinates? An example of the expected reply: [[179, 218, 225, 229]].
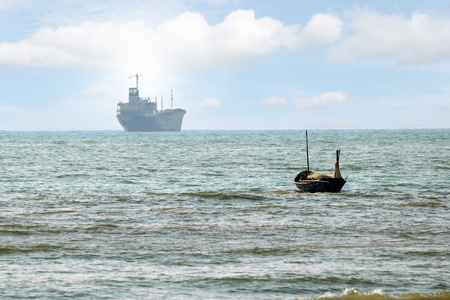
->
[[0, 129, 449, 299]]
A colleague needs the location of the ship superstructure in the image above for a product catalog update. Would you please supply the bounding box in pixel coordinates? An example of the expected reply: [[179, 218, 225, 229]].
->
[[116, 74, 186, 132]]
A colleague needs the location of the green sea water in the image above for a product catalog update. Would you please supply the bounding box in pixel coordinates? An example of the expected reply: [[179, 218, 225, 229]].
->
[[0, 129, 449, 299]]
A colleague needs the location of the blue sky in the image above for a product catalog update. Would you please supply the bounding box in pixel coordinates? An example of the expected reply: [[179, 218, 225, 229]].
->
[[1, 0, 449, 130]]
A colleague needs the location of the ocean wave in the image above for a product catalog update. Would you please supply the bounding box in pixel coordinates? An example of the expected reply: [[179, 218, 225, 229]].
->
[[55, 173, 90, 178], [0, 244, 68, 254], [302, 288, 450, 300], [179, 190, 291, 201], [399, 201, 447, 208]]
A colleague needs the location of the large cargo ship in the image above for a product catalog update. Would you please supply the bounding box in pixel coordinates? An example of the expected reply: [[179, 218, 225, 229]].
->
[[117, 74, 186, 132]]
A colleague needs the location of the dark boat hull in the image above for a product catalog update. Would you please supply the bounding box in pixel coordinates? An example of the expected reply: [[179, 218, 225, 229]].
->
[[294, 176, 346, 193], [294, 132, 346, 193]]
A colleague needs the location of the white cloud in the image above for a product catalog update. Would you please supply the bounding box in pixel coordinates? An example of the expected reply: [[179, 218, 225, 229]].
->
[[329, 8, 450, 64], [295, 91, 348, 109], [201, 97, 221, 108], [0, 9, 342, 73], [262, 96, 287, 107], [0, 17, 151, 70], [292, 13, 343, 50]]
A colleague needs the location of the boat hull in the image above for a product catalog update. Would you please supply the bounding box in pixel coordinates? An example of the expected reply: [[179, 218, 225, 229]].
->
[[117, 110, 186, 132], [294, 177, 346, 193]]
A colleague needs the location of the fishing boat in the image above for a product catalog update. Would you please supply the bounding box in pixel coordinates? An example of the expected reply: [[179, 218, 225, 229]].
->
[[294, 131, 346, 193]]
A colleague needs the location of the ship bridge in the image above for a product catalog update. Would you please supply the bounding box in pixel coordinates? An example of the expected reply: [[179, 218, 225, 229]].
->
[[129, 87, 139, 104]]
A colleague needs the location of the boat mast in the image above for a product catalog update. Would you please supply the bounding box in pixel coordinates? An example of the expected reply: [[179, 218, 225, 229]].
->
[[130, 73, 143, 89], [306, 130, 310, 172]]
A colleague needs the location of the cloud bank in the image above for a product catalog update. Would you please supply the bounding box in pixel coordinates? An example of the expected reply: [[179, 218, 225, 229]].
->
[[2, 6, 450, 73], [0, 9, 342, 73], [329, 8, 450, 64]]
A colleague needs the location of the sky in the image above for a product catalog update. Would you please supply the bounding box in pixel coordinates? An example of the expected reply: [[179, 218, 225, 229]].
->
[[1, 0, 450, 130]]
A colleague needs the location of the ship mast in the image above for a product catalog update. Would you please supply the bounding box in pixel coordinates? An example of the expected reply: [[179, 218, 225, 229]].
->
[[130, 74, 143, 89]]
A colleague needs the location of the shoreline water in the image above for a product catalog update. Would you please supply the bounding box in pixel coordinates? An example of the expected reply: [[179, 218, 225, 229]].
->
[[1, 129, 448, 299]]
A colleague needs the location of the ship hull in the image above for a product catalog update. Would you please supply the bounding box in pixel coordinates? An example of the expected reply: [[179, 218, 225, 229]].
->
[[117, 110, 186, 132]]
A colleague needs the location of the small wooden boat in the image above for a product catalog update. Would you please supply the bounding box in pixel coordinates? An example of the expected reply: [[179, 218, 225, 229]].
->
[[294, 131, 346, 193]]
